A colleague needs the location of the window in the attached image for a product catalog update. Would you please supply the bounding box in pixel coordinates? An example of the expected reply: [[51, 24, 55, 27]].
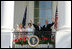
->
[[34, 1, 52, 26]]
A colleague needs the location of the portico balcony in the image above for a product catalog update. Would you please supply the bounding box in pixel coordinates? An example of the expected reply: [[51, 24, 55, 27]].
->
[[12, 31, 56, 48]]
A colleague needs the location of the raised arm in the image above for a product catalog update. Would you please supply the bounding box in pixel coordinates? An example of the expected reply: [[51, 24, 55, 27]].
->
[[30, 19, 36, 27], [30, 19, 33, 25], [52, 17, 55, 23], [49, 17, 55, 27]]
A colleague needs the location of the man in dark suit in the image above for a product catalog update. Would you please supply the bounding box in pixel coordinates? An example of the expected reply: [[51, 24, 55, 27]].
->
[[30, 20, 42, 38], [30, 20, 42, 31], [43, 17, 55, 31], [42, 17, 55, 38], [43, 21, 54, 31]]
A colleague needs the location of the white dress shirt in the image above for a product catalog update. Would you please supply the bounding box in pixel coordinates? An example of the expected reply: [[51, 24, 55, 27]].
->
[[39, 26, 41, 30]]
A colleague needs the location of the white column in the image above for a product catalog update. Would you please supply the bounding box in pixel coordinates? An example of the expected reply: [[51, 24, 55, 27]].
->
[[56, 1, 71, 48], [1, 1, 14, 48], [1, 1, 14, 32]]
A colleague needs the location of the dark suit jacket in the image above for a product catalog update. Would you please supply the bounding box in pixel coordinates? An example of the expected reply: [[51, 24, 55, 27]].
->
[[33, 24, 43, 37], [33, 24, 42, 31], [42, 22, 54, 31]]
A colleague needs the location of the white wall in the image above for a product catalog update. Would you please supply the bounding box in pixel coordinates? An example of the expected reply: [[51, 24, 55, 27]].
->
[[14, 1, 34, 29], [14, 1, 27, 29], [26, 1, 34, 28], [52, 1, 58, 18]]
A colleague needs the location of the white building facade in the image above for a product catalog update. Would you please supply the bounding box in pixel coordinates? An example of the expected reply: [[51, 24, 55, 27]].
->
[[1, 1, 71, 48]]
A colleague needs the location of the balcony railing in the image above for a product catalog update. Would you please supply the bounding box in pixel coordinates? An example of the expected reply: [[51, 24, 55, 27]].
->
[[12, 31, 56, 48]]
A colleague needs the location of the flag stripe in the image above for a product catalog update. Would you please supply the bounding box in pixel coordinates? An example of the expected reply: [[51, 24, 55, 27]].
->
[[54, 6, 58, 30]]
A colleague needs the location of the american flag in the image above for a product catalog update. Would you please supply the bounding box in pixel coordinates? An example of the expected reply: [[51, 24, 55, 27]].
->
[[54, 6, 58, 30]]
